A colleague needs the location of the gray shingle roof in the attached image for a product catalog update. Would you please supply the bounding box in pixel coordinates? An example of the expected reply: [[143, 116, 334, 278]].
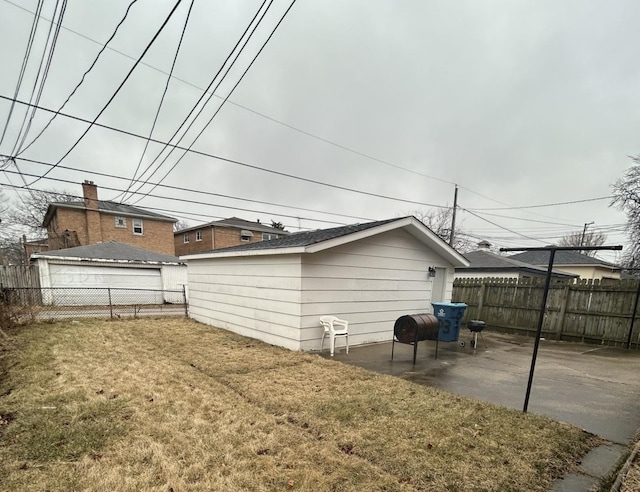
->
[[175, 216, 289, 235], [459, 250, 576, 277], [47, 200, 176, 222], [508, 250, 618, 268], [32, 241, 182, 264], [200, 218, 402, 254]]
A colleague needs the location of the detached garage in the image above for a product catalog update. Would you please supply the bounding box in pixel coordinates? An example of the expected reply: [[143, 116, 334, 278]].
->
[[32, 242, 187, 305], [184, 216, 469, 352]]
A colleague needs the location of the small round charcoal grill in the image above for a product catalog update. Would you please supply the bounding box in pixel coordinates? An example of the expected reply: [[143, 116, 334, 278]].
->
[[466, 320, 486, 349]]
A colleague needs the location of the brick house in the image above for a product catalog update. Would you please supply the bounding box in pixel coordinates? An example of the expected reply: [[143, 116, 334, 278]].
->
[[175, 217, 288, 256], [42, 180, 177, 256]]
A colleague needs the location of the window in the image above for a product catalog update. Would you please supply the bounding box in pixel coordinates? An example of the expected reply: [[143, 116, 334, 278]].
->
[[183, 233, 190, 243], [262, 233, 278, 241], [240, 229, 253, 242], [133, 219, 143, 235], [115, 216, 127, 228], [195, 230, 202, 241]]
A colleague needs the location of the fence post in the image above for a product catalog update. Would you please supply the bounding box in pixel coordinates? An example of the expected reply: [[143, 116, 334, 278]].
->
[[108, 288, 113, 320], [555, 284, 570, 340], [626, 280, 640, 349], [182, 284, 188, 318], [477, 282, 486, 320]]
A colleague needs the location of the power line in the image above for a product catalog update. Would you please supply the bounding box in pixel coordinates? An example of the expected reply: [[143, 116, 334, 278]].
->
[[466, 209, 580, 227], [470, 195, 612, 211], [6, 155, 377, 223], [11, 0, 67, 157], [26, 0, 184, 187], [461, 208, 547, 244], [16, 0, 140, 156], [125, 0, 276, 202], [2, 0, 600, 222], [0, 96, 450, 209], [0, 173, 352, 229], [131, 0, 298, 204], [1, 0, 457, 190], [0, 0, 44, 149], [118, 0, 192, 202]]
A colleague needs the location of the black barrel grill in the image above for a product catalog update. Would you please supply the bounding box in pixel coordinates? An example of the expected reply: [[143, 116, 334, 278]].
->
[[391, 313, 441, 364]]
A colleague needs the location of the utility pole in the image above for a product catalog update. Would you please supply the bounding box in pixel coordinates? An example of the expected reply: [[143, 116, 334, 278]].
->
[[449, 185, 458, 247], [580, 221, 594, 253]]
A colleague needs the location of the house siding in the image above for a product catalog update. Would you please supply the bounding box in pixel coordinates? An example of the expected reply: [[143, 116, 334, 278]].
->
[[299, 229, 454, 351], [539, 265, 620, 281], [185, 226, 459, 353], [187, 255, 303, 350]]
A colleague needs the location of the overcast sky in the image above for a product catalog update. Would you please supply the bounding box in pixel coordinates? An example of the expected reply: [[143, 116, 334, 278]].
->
[[1, 0, 638, 262]]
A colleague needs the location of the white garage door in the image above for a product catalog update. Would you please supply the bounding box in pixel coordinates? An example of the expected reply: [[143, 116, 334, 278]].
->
[[48, 264, 162, 305]]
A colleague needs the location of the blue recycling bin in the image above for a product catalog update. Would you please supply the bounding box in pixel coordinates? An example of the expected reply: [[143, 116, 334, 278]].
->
[[431, 302, 468, 342]]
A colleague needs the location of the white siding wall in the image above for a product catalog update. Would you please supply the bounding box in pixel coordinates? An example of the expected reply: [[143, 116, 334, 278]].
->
[[187, 255, 303, 350], [299, 229, 455, 351], [42, 260, 163, 305], [160, 264, 188, 303]]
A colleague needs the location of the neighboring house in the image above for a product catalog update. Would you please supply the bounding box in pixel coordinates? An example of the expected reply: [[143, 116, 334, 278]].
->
[[43, 180, 177, 256], [175, 217, 288, 256], [183, 216, 469, 352], [508, 250, 621, 281], [455, 243, 577, 281], [32, 241, 187, 305], [23, 237, 50, 259]]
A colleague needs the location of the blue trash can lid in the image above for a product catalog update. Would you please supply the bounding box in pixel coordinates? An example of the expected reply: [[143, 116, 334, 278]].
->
[[432, 302, 467, 308]]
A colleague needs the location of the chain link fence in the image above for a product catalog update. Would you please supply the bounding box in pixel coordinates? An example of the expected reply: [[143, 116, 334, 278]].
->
[[0, 286, 188, 326]]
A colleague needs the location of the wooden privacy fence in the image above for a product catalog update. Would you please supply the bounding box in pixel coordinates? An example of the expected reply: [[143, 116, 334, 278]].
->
[[452, 277, 640, 347], [0, 265, 40, 289]]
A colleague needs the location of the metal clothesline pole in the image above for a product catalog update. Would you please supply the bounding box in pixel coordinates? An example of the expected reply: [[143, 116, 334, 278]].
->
[[500, 244, 623, 413]]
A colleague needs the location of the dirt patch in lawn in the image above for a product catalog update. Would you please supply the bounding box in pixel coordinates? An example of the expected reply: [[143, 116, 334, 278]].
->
[[0, 318, 602, 491]]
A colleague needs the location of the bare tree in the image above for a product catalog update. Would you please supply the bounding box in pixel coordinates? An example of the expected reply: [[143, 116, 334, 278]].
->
[[5, 188, 78, 235], [0, 189, 26, 264], [173, 219, 191, 232], [558, 230, 606, 257], [408, 208, 473, 252], [612, 155, 640, 268], [270, 220, 285, 231]]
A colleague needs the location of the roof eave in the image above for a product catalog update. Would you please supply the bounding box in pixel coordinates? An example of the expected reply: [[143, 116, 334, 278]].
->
[[32, 254, 183, 265], [44, 202, 176, 223], [182, 246, 305, 260]]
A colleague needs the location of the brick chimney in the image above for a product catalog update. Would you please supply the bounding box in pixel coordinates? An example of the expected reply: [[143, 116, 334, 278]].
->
[[82, 180, 102, 244], [82, 180, 98, 209]]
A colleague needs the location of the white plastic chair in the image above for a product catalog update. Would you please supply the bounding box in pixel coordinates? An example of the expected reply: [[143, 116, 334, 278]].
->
[[319, 316, 349, 356]]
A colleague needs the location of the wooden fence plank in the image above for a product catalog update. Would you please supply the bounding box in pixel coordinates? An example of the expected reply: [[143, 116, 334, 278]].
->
[[454, 277, 640, 347], [0, 265, 40, 289]]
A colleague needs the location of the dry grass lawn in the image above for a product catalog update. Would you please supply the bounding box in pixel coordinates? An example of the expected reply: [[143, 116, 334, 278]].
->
[[0, 318, 601, 491]]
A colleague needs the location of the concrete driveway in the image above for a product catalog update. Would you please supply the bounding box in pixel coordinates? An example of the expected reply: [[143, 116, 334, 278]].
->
[[323, 331, 640, 445]]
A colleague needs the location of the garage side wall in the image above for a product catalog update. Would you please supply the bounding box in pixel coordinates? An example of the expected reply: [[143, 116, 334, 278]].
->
[[187, 255, 303, 350], [300, 229, 454, 351]]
